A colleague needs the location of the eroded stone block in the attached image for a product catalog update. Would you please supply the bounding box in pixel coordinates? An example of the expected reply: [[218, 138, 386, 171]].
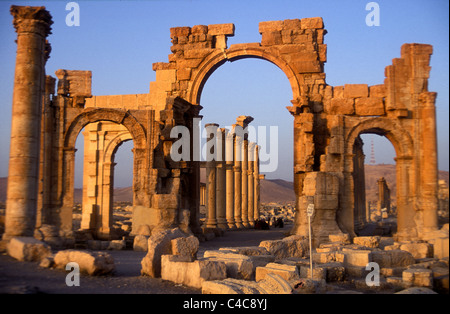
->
[[7, 237, 51, 262], [54, 249, 114, 276]]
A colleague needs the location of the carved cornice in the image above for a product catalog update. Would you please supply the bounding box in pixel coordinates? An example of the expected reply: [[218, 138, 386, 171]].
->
[[10, 5, 53, 37]]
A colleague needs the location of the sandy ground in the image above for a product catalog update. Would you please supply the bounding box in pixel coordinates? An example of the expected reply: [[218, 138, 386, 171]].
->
[[0, 226, 288, 294]]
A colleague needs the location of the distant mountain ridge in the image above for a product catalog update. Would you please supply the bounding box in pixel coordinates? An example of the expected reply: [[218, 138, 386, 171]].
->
[[1, 165, 448, 204]]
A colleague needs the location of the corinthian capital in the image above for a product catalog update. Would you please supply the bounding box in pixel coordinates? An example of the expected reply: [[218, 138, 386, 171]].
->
[[10, 5, 53, 37]]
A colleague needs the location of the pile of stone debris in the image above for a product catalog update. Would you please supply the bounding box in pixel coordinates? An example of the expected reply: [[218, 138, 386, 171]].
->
[[3, 223, 448, 294], [139, 226, 449, 294]]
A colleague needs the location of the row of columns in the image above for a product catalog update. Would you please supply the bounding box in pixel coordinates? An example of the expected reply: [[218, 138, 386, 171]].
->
[[204, 117, 263, 230]]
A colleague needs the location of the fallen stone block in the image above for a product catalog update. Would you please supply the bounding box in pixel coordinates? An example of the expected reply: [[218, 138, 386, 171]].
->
[[402, 268, 433, 288], [204, 250, 254, 280], [353, 236, 380, 248], [371, 250, 415, 268], [342, 249, 372, 267], [202, 278, 263, 294], [161, 255, 226, 289], [259, 235, 308, 260], [255, 263, 300, 282], [171, 235, 199, 260], [54, 249, 114, 275], [107, 238, 126, 250], [7, 237, 52, 262], [399, 242, 433, 259], [141, 228, 186, 277], [299, 264, 327, 281], [381, 267, 405, 277], [431, 237, 449, 259], [133, 235, 149, 251], [328, 233, 351, 244], [321, 262, 346, 282], [318, 243, 346, 252], [312, 251, 339, 264], [219, 246, 269, 256], [384, 244, 401, 251], [258, 273, 293, 294]]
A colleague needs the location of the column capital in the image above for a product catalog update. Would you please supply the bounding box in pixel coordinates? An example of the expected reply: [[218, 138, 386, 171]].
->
[[11, 5, 53, 37], [235, 115, 254, 128]]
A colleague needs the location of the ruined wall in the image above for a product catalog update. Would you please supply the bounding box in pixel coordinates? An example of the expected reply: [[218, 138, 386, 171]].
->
[[5, 7, 437, 243]]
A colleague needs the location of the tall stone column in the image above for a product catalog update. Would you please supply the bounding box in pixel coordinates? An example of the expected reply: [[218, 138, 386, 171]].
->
[[418, 92, 439, 238], [205, 123, 218, 228], [241, 139, 249, 228], [254, 145, 261, 221], [225, 131, 236, 229], [233, 135, 244, 228], [247, 142, 255, 227], [216, 128, 228, 229], [4, 6, 53, 240]]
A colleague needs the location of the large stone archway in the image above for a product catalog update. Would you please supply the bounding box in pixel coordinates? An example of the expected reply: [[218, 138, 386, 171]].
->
[[4, 6, 440, 245]]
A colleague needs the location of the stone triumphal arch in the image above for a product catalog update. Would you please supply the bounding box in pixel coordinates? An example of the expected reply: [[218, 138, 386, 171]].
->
[[3, 6, 440, 246]]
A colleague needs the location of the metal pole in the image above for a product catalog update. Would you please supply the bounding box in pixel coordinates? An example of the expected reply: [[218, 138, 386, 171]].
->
[[308, 215, 313, 280]]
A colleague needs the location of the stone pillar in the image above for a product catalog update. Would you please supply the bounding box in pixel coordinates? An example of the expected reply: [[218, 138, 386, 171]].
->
[[216, 128, 227, 229], [4, 6, 53, 240], [247, 142, 255, 227], [200, 184, 206, 207], [377, 177, 391, 214], [418, 92, 439, 238], [353, 136, 366, 230], [225, 131, 236, 229], [37, 75, 56, 228], [253, 145, 261, 221], [205, 123, 218, 228], [396, 157, 415, 240], [233, 135, 243, 228], [241, 139, 249, 228]]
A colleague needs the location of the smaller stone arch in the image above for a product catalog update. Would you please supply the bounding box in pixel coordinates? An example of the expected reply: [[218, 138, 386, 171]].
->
[[342, 117, 416, 238], [64, 108, 146, 151], [345, 117, 414, 160], [103, 130, 133, 164], [59, 109, 148, 236]]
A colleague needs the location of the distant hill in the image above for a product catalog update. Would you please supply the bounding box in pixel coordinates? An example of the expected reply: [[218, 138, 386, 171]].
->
[[260, 179, 295, 203], [1, 165, 448, 205]]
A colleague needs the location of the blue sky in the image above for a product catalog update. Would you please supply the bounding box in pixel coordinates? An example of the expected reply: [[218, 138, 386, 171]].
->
[[0, 0, 448, 186]]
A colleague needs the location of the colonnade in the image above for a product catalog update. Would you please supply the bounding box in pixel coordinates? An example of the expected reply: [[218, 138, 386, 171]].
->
[[203, 116, 263, 230]]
